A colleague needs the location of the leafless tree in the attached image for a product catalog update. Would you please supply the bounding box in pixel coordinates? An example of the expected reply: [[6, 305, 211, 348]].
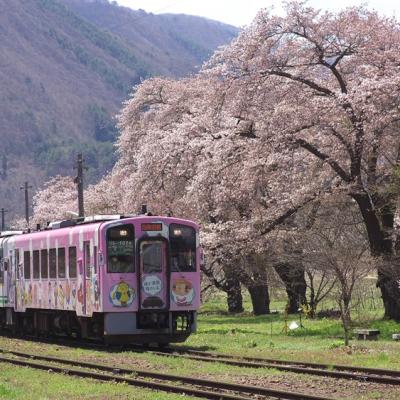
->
[[301, 197, 375, 345]]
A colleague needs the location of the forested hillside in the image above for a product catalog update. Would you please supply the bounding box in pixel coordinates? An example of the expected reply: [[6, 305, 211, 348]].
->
[[0, 0, 237, 221], [61, 0, 238, 77]]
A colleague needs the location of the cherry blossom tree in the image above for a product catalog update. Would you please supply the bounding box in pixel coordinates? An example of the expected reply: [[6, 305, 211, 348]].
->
[[116, 74, 321, 314], [198, 1, 400, 320], [30, 176, 77, 227]]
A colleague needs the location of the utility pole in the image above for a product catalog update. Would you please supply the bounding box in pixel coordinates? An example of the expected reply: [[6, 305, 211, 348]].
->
[[1, 208, 8, 231], [20, 181, 32, 227], [74, 153, 86, 218]]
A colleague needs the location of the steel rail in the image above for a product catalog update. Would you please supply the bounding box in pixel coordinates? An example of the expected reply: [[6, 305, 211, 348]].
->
[[168, 347, 400, 378], [135, 348, 400, 386], [0, 349, 336, 400]]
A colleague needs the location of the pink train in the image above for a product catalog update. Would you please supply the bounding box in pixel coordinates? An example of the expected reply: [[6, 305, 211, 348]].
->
[[0, 215, 200, 344]]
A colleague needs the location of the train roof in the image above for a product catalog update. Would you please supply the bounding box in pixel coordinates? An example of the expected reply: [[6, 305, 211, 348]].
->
[[0, 230, 24, 238], [47, 214, 133, 229], [8, 214, 198, 239]]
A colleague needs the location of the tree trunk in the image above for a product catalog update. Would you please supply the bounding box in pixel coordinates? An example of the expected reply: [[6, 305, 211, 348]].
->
[[201, 262, 245, 313], [248, 285, 270, 315], [308, 279, 316, 318], [377, 268, 400, 320], [275, 263, 307, 313], [352, 193, 400, 321], [225, 277, 244, 313], [340, 296, 352, 346]]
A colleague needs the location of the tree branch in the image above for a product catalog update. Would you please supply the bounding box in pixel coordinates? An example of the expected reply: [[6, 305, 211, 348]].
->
[[261, 70, 334, 96], [260, 194, 319, 236], [297, 138, 351, 183]]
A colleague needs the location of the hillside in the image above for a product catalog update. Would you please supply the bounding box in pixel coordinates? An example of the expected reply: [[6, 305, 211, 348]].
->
[[60, 0, 238, 77], [0, 0, 237, 223]]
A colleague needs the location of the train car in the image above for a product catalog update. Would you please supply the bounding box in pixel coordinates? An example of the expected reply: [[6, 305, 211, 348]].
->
[[0, 215, 200, 344]]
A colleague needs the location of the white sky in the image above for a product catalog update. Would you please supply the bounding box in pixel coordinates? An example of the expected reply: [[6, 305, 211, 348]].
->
[[116, 1, 399, 26]]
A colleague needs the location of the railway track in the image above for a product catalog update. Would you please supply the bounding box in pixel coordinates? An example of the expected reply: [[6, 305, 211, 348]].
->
[[0, 348, 335, 400], [1, 333, 399, 389], [130, 346, 400, 386]]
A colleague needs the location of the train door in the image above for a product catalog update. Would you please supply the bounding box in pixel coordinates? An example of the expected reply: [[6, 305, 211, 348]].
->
[[77, 241, 89, 315], [83, 241, 91, 315], [139, 240, 168, 310], [2, 256, 9, 304], [1, 248, 14, 308]]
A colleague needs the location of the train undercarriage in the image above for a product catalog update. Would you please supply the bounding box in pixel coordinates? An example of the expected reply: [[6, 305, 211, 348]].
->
[[0, 308, 196, 345]]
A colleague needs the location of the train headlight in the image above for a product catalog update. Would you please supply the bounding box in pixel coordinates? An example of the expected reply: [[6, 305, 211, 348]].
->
[[172, 228, 182, 236]]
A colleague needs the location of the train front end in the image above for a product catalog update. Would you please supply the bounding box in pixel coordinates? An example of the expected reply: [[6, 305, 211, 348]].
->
[[100, 216, 200, 344]]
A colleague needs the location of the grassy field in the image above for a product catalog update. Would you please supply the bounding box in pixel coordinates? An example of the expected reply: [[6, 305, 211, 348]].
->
[[0, 363, 179, 400], [187, 295, 400, 370], [0, 293, 399, 399]]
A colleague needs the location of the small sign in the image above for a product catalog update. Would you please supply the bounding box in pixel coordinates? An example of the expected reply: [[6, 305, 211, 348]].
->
[[141, 223, 162, 231], [142, 275, 162, 296], [108, 240, 134, 256]]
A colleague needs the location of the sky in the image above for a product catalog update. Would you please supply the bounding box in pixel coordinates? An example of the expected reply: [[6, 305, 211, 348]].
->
[[116, 0, 400, 27]]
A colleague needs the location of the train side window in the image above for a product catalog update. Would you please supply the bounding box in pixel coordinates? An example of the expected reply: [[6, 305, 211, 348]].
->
[[33, 250, 40, 279], [15, 250, 20, 279], [49, 248, 57, 279], [24, 251, 31, 279], [41, 249, 48, 279], [58, 248, 66, 278], [93, 246, 97, 274], [69, 247, 77, 278], [84, 242, 90, 278]]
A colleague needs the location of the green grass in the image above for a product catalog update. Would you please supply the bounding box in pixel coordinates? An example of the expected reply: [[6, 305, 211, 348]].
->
[[181, 293, 400, 370], [0, 363, 185, 400]]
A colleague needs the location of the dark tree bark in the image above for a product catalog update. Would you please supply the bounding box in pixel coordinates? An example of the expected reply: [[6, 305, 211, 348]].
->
[[236, 261, 271, 316], [353, 193, 400, 321], [275, 263, 307, 313], [201, 263, 244, 313], [248, 285, 270, 315], [226, 276, 244, 313]]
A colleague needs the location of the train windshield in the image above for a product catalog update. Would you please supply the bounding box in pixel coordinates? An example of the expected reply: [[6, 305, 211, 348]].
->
[[169, 224, 196, 272], [107, 224, 135, 273], [142, 242, 163, 273]]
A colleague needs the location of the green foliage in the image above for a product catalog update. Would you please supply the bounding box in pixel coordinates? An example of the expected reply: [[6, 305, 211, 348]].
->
[[88, 103, 119, 142], [34, 137, 117, 182], [170, 32, 210, 59], [47, 28, 128, 92], [38, 0, 151, 80], [328, 341, 345, 349]]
